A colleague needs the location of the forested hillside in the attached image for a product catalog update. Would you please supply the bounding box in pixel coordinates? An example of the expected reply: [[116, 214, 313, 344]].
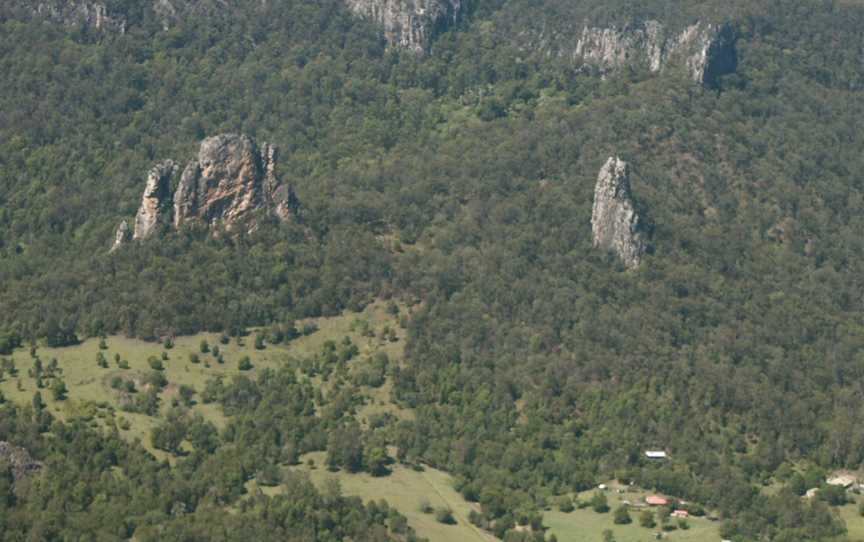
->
[[3, 0, 864, 540]]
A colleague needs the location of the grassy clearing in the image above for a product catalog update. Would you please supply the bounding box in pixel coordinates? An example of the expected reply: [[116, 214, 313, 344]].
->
[[282, 452, 495, 542], [836, 497, 864, 542], [544, 486, 722, 542], [0, 301, 409, 457]]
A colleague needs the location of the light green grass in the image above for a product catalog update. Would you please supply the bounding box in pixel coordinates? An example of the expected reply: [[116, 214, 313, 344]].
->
[[288, 451, 495, 542], [0, 301, 408, 458], [836, 497, 864, 542], [544, 487, 722, 542]]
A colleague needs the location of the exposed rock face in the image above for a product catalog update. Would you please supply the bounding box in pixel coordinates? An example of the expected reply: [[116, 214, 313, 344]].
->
[[173, 134, 295, 230], [133, 160, 177, 240], [122, 134, 297, 245], [517, 18, 737, 87], [111, 220, 132, 251], [591, 157, 648, 268], [24, 0, 126, 32], [0, 441, 42, 482], [344, 0, 463, 53]]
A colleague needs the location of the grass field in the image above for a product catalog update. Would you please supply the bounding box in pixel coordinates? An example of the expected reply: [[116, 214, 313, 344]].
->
[[836, 497, 864, 542], [0, 301, 409, 458], [544, 485, 722, 542], [277, 451, 495, 542]]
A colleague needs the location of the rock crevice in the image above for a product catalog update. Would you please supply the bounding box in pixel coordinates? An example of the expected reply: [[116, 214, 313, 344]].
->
[[591, 157, 648, 268]]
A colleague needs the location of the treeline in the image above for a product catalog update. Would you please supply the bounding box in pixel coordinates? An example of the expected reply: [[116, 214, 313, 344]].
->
[[3, 0, 864, 540]]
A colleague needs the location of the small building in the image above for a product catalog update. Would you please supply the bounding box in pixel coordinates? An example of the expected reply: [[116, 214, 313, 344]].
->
[[645, 450, 668, 460], [598, 483, 608, 490], [826, 474, 857, 488], [646, 495, 668, 506], [805, 488, 819, 499], [671, 510, 689, 518]]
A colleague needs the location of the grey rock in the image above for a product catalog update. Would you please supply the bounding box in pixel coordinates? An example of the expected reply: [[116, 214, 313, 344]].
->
[[27, 0, 126, 32], [519, 19, 737, 87], [591, 157, 648, 268], [0, 441, 42, 482], [344, 0, 463, 53], [110, 219, 132, 252], [133, 160, 177, 240], [123, 134, 295, 246]]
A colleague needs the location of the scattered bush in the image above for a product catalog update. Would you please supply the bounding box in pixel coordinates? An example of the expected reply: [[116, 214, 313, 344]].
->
[[434, 508, 456, 525]]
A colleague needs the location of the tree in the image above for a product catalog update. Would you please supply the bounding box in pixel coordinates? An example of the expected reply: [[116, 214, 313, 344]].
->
[[200, 340, 210, 353], [613, 505, 631, 524], [32, 391, 44, 411], [98, 338, 108, 350], [151, 420, 187, 454], [435, 508, 456, 524], [364, 444, 390, 476], [238, 356, 253, 371], [639, 510, 656, 528], [51, 378, 68, 401], [254, 334, 265, 350], [590, 492, 609, 513], [601, 530, 616, 542]]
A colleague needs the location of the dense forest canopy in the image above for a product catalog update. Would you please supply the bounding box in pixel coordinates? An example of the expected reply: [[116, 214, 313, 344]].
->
[[3, 0, 864, 540]]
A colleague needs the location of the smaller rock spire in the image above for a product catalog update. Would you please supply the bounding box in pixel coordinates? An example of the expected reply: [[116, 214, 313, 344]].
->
[[591, 157, 648, 268]]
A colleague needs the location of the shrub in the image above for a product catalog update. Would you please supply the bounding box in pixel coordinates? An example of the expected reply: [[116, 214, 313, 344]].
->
[[189, 353, 200, 364], [148, 357, 164, 371], [419, 499, 433, 514], [613, 505, 632, 524], [435, 508, 456, 524], [238, 356, 253, 371], [558, 497, 574, 513], [591, 492, 609, 513], [639, 510, 656, 528]]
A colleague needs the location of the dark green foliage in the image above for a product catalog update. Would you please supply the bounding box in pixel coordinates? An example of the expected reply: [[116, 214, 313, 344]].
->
[[50, 378, 67, 401], [613, 505, 631, 524], [435, 507, 456, 524], [237, 356, 253, 371], [1, 0, 864, 539], [817, 484, 848, 506], [639, 510, 656, 528], [590, 492, 609, 513]]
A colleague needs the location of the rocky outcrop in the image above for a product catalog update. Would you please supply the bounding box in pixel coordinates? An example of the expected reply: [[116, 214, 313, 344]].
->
[[520, 19, 737, 87], [591, 157, 648, 268], [24, 0, 126, 32], [111, 220, 132, 252], [133, 160, 177, 240], [344, 0, 463, 53], [173, 134, 297, 230], [117, 134, 297, 246], [0, 441, 42, 482]]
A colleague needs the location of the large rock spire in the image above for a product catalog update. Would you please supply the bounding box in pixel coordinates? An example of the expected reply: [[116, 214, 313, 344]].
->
[[591, 157, 648, 268]]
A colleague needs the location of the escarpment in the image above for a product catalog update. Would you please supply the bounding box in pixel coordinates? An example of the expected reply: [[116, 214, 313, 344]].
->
[[114, 134, 298, 249], [344, 0, 463, 53], [517, 18, 737, 87], [591, 157, 648, 269]]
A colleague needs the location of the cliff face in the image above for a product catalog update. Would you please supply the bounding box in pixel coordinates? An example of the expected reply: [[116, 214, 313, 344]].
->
[[591, 157, 648, 269], [133, 160, 177, 240], [25, 0, 126, 32], [116, 134, 297, 249], [523, 19, 737, 87], [344, 0, 463, 53]]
